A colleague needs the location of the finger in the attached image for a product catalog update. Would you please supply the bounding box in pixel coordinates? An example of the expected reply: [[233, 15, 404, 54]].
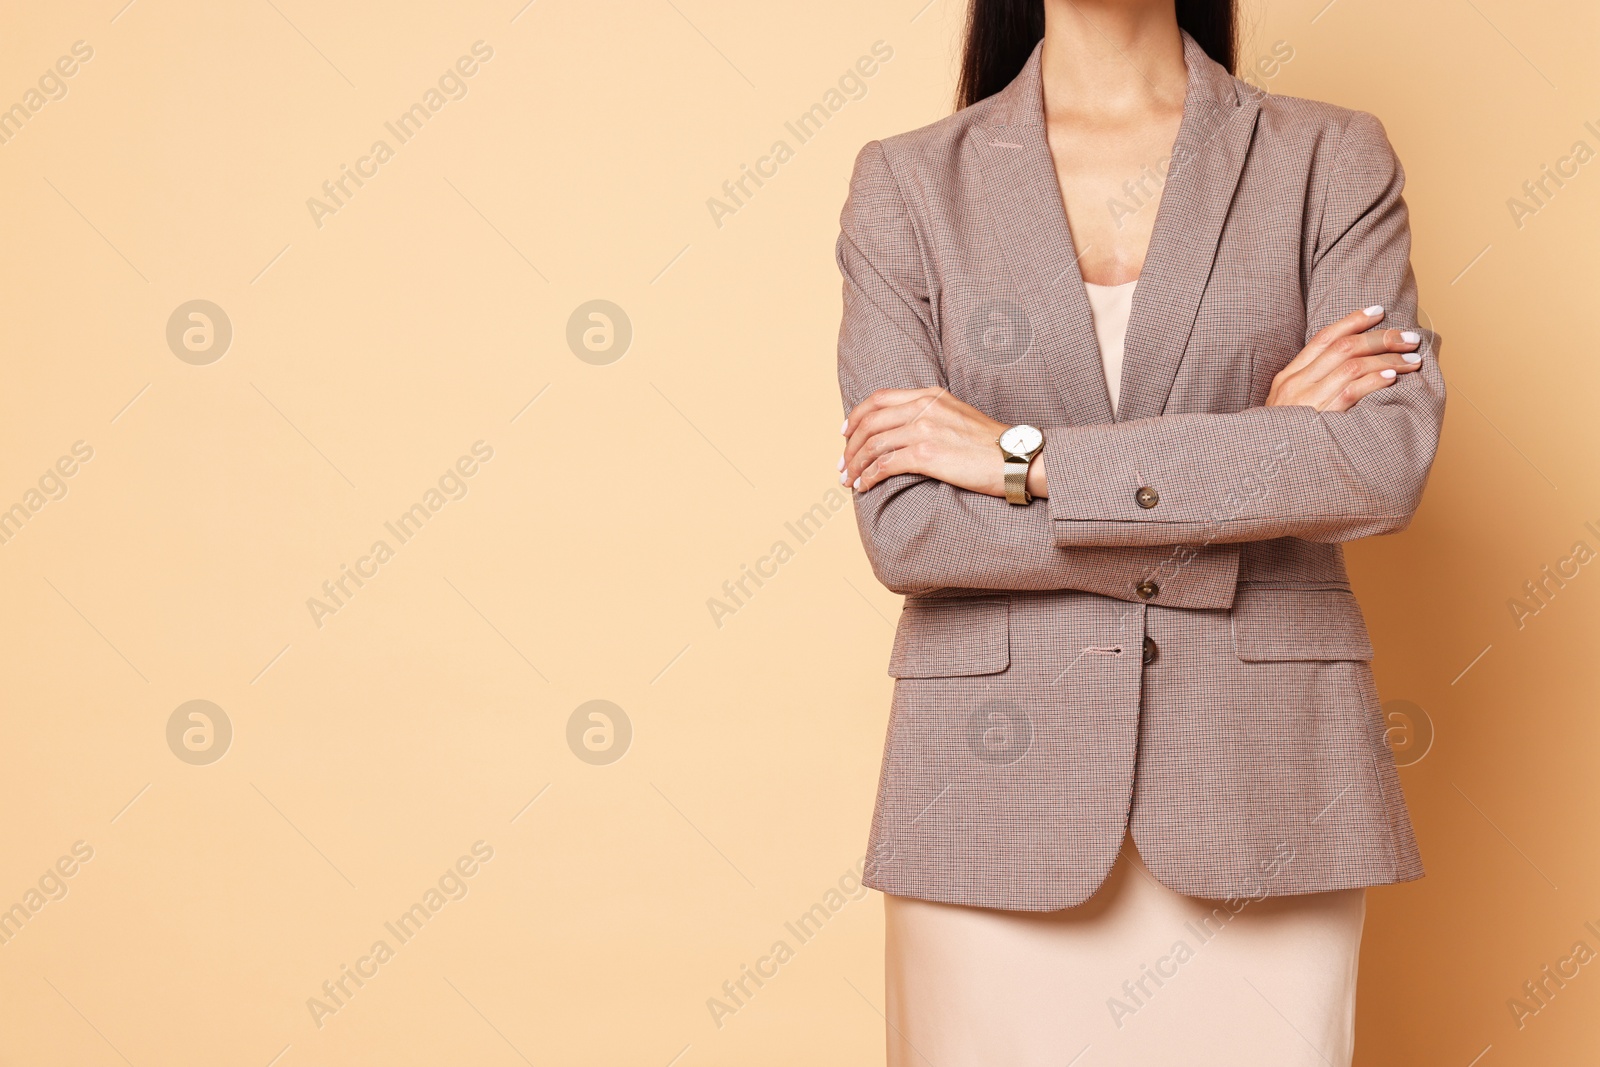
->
[[843, 402, 912, 470], [1322, 366, 1402, 413], [843, 402, 928, 475], [845, 425, 918, 486], [844, 387, 941, 436], [1339, 327, 1424, 360], [1305, 344, 1422, 408], [843, 391, 947, 469], [1299, 326, 1423, 384], [854, 439, 916, 493], [1343, 350, 1425, 379], [1283, 305, 1387, 375], [1391, 328, 1426, 365]]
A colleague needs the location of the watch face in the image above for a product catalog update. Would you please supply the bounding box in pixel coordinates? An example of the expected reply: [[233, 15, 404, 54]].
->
[[999, 424, 1042, 456]]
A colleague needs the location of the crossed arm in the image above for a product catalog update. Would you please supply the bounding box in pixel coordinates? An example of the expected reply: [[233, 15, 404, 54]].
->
[[834, 113, 1445, 606]]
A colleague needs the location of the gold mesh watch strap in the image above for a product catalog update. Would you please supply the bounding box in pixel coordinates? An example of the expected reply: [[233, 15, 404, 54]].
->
[[1004, 458, 1032, 505]]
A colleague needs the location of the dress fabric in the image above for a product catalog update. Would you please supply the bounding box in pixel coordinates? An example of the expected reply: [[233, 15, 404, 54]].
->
[[879, 281, 1368, 1067], [1085, 279, 1137, 415]]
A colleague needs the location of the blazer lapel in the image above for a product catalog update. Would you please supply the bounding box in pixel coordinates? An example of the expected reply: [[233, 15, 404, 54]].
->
[[967, 52, 1110, 428], [967, 31, 1260, 427], [1117, 34, 1261, 422]]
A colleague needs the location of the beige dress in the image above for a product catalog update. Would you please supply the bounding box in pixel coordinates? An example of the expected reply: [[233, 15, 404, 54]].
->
[[881, 280, 1367, 1067]]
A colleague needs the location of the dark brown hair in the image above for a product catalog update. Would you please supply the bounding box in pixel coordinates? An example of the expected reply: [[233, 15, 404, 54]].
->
[[956, 0, 1237, 110]]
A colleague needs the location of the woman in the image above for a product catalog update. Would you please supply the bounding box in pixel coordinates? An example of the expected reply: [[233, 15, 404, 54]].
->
[[834, 1, 1444, 1063]]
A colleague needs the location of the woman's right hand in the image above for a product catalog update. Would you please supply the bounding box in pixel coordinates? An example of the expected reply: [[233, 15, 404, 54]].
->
[[1266, 306, 1425, 413]]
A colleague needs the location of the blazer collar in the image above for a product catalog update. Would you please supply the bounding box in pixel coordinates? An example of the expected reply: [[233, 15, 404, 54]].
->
[[966, 29, 1261, 426]]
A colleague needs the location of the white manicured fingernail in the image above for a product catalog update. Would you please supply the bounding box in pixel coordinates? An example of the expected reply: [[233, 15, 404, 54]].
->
[[1402, 352, 1422, 364], [837, 454, 845, 471], [1364, 305, 1384, 317], [1380, 368, 1396, 378], [840, 419, 849, 434], [852, 477, 862, 490], [839, 471, 848, 485], [1401, 330, 1420, 343]]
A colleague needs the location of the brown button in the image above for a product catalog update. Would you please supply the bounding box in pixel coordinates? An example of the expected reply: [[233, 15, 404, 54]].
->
[[1135, 486, 1159, 509], [1135, 579, 1159, 599], [1142, 636, 1158, 665]]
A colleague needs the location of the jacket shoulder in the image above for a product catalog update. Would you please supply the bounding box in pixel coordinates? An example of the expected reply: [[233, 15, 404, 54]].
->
[[875, 94, 1001, 160], [1254, 91, 1397, 161], [844, 94, 1002, 197]]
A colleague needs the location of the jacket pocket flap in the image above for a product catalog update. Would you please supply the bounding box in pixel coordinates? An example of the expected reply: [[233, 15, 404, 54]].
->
[[888, 596, 1010, 678], [1232, 585, 1374, 662]]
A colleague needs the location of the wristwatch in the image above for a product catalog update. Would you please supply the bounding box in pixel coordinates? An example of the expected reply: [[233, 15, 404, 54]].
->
[[997, 424, 1044, 505]]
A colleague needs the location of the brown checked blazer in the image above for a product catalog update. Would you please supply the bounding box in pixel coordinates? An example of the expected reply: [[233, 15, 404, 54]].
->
[[836, 31, 1445, 910]]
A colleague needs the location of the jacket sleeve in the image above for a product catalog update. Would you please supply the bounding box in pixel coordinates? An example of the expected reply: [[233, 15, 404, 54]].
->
[[836, 139, 1241, 607], [1044, 110, 1447, 548]]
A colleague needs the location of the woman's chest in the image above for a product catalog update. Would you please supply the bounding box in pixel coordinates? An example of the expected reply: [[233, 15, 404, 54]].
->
[[1044, 111, 1184, 287], [930, 188, 1310, 422]]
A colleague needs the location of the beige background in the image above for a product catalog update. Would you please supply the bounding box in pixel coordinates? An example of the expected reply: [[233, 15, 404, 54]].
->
[[1, 0, 1596, 1063]]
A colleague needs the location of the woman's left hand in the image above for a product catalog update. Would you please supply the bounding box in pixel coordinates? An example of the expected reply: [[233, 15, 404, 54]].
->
[[840, 388, 1011, 496]]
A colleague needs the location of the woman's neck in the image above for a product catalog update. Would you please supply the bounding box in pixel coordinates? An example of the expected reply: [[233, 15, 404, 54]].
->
[[1039, 1, 1188, 121]]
